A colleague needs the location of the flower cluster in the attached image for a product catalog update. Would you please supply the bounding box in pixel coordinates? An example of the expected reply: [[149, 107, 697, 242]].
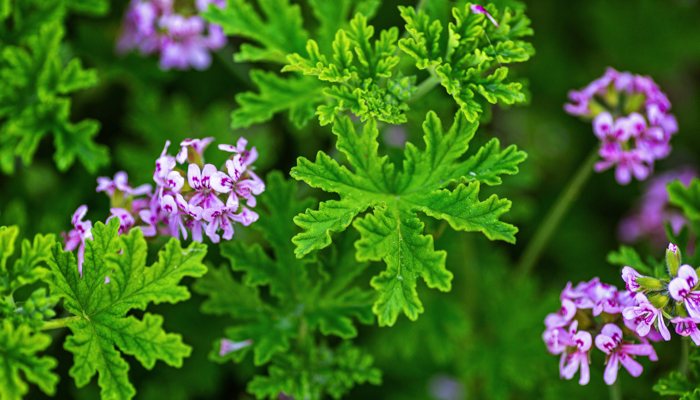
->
[[62, 137, 264, 271], [622, 244, 700, 346], [543, 278, 657, 385], [116, 0, 227, 70], [565, 68, 678, 185], [619, 166, 696, 247]]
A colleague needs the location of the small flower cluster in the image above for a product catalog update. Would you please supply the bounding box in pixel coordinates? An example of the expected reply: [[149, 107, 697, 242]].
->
[[543, 278, 657, 385], [116, 0, 227, 70], [565, 68, 678, 185], [622, 244, 700, 346], [619, 166, 696, 247], [62, 137, 264, 273]]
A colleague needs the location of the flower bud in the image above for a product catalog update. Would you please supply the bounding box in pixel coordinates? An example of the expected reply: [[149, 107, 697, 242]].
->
[[667, 243, 681, 276], [676, 301, 689, 318], [635, 277, 664, 291], [649, 294, 669, 309]]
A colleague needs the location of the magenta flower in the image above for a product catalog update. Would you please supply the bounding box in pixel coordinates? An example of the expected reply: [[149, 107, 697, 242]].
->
[[669, 265, 700, 319], [584, 279, 621, 316], [621, 266, 643, 292], [618, 167, 696, 247], [671, 317, 700, 345], [559, 321, 592, 385], [107, 208, 136, 235], [219, 338, 252, 357], [97, 171, 152, 196], [138, 196, 167, 237], [544, 299, 576, 329], [218, 137, 259, 169], [62, 205, 93, 276], [154, 140, 177, 190], [116, 0, 227, 71], [211, 158, 265, 208], [161, 194, 203, 240], [469, 4, 499, 27], [176, 137, 215, 164], [188, 163, 225, 210], [543, 327, 572, 355], [565, 68, 677, 185], [203, 205, 258, 243], [622, 293, 671, 341], [595, 324, 655, 385]]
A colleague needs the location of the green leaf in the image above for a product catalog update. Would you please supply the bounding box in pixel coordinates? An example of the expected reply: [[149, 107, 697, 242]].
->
[[283, 13, 412, 125], [0, 12, 108, 174], [44, 219, 207, 400], [195, 172, 377, 399], [201, 0, 308, 63], [0, 320, 58, 400], [399, 4, 535, 121], [607, 246, 653, 275], [231, 70, 325, 129], [247, 342, 381, 400], [291, 112, 524, 325], [669, 178, 700, 233], [0, 225, 55, 296], [654, 371, 696, 396]]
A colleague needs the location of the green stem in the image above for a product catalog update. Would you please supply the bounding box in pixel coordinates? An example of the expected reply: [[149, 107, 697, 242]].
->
[[609, 380, 622, 400], [680, 338, 690, 376], [39, 316, 82, 331], [516, 147, 599, 276], [409, 73, 442, 104]]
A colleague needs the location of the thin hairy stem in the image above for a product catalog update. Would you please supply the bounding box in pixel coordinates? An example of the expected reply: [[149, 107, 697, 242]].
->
[[609, 380, 622, 400], [39, 316, 82, 331], [409, 72, 442, 104], [516, 147, 599, 276]]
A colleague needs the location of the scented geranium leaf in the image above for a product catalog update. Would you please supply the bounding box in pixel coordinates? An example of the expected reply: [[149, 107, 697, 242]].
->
[[292, 112, 523, 324], [197, 172, 375, 397], [231, 70, 324, 129], [12, 288, 59, 328], [284, 14, 414, 125], [201, 0, 308, 63], [406, 183, 517, 243], [0, 9, 108, 174], [0, 320, 58, 400], [399, 4, 535, 122], [607, 245, 653, 275], [669, 178, 700, 232], [247, 342, 381, 400], [45, 219, 207, 400], [654, 371, 695, 396], [0, 225, 55, 296], [307, 0, 380, 50]]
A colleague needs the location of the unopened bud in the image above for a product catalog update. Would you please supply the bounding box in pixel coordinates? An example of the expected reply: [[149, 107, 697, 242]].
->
[[649, 294, 669, 309], [677, 301, 689, 318], [636, 277, 664, 291], [667, 243, 681, 276]]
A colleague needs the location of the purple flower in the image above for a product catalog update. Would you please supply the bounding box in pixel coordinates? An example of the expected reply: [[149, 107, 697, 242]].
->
[[176, 137, 214, 164], [62, 205, 93, 276], [154, 140, 177, 189], [97, 171, 152, 196], [622, 293, 671, 341], [218, 137, 259, 169], [545, 299, 576, 329], [559, 321, 592, 385], [565, 68, 677, 185], [202, 205, 259, 243], [116, 0, 227, 71], [161, 194, 203, 240], [219, 338, 252, 357], [138, 196, 167, 237], [621, 266, 642, 292], [671, 317, 700, 345], [188, 163, 225, 210], [595, 324, 655, 385], [107, 208, 136, 235], [584, 279, 621, 316], [469, 5, 499, 27], [543, 327, 572, 355], [211, 158, 265, 208], [669, 264, 700, 319]]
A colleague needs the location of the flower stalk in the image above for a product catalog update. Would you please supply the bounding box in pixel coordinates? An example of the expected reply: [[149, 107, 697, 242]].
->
[[517, 147, 599, 276], [39, 316, 82, 331]]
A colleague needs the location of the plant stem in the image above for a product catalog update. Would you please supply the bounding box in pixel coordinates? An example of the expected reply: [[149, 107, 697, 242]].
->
[[39, 316, 82, 331], [516, 147, 599, 276], [4, 294, 14, 308], [680, 337, 690, 376], [409, 73, 442, 104], [609, 380, 622, 400]]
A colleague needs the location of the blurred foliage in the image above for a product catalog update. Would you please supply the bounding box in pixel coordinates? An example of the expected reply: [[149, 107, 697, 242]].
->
[[0, 0, 699, 399]]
